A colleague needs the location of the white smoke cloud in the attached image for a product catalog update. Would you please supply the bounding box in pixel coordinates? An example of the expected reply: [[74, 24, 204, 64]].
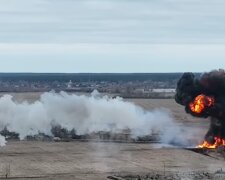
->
[[0, 91, 190, 145], [0, 135, 6, 147]]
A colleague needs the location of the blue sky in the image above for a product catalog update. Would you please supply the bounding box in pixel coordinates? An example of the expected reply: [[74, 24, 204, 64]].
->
[[0, 0, 225, 72]]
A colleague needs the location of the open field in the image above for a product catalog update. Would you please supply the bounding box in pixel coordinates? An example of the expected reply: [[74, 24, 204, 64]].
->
[[0, 92, 224, 179], [0, 141, 225, 179]]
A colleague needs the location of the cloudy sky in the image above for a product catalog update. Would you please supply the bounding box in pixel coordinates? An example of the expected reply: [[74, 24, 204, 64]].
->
[[0, 0, 225, 72]]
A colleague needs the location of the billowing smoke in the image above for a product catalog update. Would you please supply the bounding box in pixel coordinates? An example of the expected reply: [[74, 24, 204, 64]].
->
[[175, 69, 225, 144], [0, 135, 6, 146], [0, 91, 190, 146]]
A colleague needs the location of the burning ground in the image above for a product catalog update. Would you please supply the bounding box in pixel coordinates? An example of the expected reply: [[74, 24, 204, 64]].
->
[[175, 69, 225, 148]]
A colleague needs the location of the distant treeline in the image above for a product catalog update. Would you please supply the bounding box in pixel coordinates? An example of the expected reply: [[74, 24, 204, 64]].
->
[[0, 73, 201, 82]]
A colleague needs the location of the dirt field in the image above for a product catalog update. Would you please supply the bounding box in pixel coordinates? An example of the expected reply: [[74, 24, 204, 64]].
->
[[0, 141, 224, 179], [0, 92, 224, 179]]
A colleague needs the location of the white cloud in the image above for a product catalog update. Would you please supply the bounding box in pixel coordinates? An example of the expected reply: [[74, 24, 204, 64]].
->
[[0, 43, 225, 73], [0, 43, 225, 55], [0, 0, 225, 43], [0, 0, 225, 72]]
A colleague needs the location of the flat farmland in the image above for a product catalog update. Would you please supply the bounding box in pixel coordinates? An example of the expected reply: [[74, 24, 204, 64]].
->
[[0, 141, 224, 179]]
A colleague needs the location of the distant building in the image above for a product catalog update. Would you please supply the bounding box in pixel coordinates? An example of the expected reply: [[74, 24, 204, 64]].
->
[[67, 80, 72, 88]]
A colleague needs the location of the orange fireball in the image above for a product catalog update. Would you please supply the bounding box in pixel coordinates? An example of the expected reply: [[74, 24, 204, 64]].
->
[[189, 94, 214, 114]]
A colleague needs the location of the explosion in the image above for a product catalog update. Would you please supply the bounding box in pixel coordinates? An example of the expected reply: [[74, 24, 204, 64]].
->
[[175, 69, 225, 149], [189, 94, 215, 114]]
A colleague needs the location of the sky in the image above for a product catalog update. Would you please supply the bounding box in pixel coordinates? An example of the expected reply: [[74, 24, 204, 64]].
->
[[0, 0, 225, 73]]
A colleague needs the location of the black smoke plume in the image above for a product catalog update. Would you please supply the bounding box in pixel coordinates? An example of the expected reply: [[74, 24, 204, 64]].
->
[[175, 69, 225, 144]]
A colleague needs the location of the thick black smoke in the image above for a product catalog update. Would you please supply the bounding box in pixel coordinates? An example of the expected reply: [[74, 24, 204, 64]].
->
[[175, 69, 225, 143]]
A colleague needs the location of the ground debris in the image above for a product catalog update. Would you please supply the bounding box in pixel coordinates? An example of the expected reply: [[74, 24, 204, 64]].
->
[[112, 171, 214, 180], [107, 175, 125, 180]]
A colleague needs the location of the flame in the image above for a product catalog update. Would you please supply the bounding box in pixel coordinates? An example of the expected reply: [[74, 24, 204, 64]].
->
[[197, 137, 225, 149], [189, 94, 215, 114]]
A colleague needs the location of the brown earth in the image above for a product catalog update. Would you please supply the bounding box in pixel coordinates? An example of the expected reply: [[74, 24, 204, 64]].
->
[[0, 141, 224, 179]]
